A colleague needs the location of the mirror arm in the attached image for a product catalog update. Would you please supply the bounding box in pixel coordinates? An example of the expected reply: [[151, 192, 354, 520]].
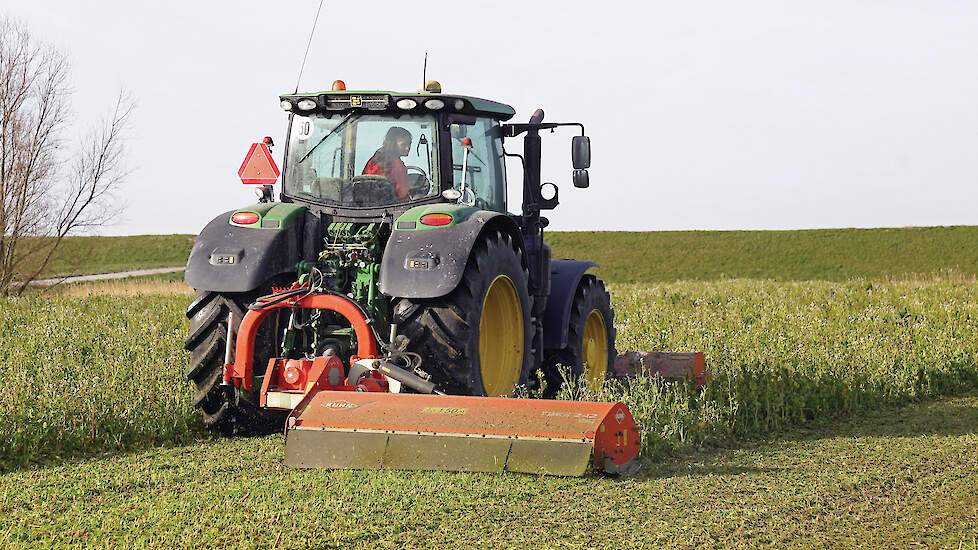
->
[[501, 122, 584, 138]]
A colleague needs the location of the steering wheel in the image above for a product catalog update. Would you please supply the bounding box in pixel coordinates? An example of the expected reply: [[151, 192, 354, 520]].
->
[[405, 165, 431, 197], [405, 165, 428, 178]]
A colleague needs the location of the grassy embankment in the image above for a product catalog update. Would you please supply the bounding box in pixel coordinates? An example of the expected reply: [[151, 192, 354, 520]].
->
[[548, 225, 978, 283], [23, 225, 978, 283], [17, 234, 194, 279]]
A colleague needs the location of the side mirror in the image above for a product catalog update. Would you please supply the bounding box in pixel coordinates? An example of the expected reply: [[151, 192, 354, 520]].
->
[[572, 135, 591, 169], [573, 169, 589, 188]]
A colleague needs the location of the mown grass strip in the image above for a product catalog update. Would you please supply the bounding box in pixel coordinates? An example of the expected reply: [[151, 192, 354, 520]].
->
[[1, 393, 974, 548]]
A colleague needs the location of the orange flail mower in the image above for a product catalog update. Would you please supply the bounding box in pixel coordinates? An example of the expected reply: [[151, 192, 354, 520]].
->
[[222, 286, 644, 476]]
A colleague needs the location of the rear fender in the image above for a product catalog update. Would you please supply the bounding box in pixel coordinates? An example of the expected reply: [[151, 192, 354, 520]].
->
[[185, 203, 314, 293], [542, 260, 597, 349], [379, 204, 524, 299]]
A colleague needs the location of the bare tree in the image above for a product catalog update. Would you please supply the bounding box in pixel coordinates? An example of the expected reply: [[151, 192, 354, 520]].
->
[[0, 17, 132, 295]]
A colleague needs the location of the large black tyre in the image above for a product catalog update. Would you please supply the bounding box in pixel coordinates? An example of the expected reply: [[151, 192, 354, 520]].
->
[[394, 230, 533, 396], [542, 275, 617, 397], [184, 288, 287, 435]]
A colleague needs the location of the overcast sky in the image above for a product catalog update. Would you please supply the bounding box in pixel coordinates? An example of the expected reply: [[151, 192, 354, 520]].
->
[[3, 1, 977, 235]]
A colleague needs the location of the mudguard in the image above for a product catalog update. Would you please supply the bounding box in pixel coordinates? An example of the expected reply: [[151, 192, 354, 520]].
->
[[379, 204, 524, 299], [185, 203, 310, 293], [542, 259, 598, 349]]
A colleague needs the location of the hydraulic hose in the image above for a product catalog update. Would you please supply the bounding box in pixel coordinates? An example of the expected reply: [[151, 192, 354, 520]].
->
[[248, 288, 308, 311], [349, 359, 439, 394]]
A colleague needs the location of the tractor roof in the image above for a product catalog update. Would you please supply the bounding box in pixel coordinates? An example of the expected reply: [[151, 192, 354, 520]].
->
[[279, 90, 517, 121]]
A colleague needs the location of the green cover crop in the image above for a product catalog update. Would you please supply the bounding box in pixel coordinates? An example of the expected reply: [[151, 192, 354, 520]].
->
[[2, 276, 977, 470]]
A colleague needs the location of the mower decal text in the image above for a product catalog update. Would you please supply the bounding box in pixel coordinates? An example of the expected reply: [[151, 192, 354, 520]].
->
[[350, 96, 362, 107], [320, 400, 358, 410], [541, 411, 599, 420], [421, 407, 467, 416]]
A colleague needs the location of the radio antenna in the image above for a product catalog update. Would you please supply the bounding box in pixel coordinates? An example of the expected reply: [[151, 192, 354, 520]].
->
[[295, 0, 326, 93], [421, 52, 428, 91]]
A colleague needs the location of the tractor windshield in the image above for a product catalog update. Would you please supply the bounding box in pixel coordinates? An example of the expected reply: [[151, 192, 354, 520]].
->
[[284, 113, 440, 208]]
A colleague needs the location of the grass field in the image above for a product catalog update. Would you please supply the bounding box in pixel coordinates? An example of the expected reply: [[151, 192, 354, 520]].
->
[[3, 228, 978, 547], [5, 278, 978, 468], [20, 225, 978, 283]]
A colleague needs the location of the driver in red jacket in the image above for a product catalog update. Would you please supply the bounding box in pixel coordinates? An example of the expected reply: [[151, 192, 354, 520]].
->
[[362, 126, 412, 201]]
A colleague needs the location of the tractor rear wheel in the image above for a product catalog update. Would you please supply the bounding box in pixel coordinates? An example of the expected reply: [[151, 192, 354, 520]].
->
[[394, 230, 533, 396], [184, 288, 286, 435], [543, 275, 617, 396]]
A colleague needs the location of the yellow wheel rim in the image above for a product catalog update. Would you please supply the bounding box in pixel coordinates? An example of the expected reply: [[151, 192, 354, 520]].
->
[[582, 309, 609, 391], [479, 275, 524, 396]]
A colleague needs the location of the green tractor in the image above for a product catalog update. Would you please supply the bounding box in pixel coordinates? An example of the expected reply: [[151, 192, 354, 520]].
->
[[184, 81, 616, 434]]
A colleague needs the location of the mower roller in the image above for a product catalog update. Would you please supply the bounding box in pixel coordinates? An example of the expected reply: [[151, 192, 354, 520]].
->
[[185, 80, 704, 476]]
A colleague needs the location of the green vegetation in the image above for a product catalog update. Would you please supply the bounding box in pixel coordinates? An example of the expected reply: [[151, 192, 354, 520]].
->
[[4, 236, 978, 546], [0, 295, 194, 465], [548, 226, 978, 283], [1, 393, 974, 548], [22, 234, 194, 279], [580, 278, 978, 457], [3, 277, 977, 469]]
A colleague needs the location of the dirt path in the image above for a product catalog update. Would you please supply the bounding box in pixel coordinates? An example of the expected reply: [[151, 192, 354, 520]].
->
[[29, 266, 185, 286]]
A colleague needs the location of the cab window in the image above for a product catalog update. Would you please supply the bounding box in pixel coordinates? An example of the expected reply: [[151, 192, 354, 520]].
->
[[284, 113, 439, 207], [449, 118, 506, 212]]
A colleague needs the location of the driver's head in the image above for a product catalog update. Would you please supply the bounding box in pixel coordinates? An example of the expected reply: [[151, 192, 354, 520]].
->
[[383, 126, 412, 157]]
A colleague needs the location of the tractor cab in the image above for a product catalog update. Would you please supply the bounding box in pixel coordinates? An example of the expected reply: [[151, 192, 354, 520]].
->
[[278, 81, 518, 218]]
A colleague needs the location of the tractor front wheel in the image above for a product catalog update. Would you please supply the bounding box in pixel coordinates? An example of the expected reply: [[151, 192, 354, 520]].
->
[[394, 230, 533, 396]]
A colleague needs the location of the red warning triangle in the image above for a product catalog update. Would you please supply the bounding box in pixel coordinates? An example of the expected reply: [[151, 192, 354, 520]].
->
[[237, 143, 281, 185]]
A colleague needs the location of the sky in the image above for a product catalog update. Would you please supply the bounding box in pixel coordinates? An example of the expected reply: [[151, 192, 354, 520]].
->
[[3, 1, 977, 235]]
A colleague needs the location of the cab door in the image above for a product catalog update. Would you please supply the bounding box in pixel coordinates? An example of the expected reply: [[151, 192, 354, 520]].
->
[[449, 117, 507, 213]]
